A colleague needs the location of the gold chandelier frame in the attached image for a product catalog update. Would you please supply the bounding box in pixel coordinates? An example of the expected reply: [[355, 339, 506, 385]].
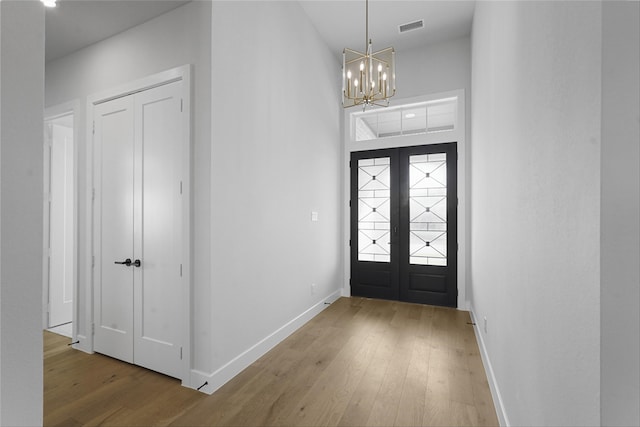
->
[[342, 0, 396, 109]]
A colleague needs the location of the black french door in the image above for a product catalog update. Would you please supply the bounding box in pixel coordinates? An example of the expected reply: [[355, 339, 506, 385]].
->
[[350, 143, 457, 307]]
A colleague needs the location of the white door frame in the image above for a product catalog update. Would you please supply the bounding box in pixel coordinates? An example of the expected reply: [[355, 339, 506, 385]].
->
[[43, 100, 79, 336], [342, 89, 468, 309], [85, 65, 193, 386]]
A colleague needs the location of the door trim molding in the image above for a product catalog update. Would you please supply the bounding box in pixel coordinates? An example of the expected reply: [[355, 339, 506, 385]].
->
[[342, 89, 468, 309], [85, 65, 193, 387]]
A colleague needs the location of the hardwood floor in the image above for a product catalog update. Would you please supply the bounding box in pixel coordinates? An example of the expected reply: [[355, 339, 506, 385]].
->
[[44, 297, 499, 426]]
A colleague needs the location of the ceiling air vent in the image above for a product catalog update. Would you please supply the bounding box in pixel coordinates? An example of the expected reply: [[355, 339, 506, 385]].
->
[[398, 19, 424, 34]]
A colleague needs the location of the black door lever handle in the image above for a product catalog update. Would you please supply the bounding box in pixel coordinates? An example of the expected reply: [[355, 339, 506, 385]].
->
[[115, 258, 132, 266]]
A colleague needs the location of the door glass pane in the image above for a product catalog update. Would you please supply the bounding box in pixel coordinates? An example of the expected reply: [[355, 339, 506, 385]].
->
[[402, 106, 427, 136], [358, 157, 391, 262], [426, 100, 456, 133], [409, 153, 447, 266]]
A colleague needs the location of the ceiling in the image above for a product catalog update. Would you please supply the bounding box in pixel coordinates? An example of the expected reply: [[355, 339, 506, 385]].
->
[[45, 0, 190, 62], [299, 1, 476, 57], [45, 0, 475, 63]]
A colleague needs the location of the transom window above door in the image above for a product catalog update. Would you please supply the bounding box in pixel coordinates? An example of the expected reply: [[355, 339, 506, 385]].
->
[[352, 97, 458, 141]]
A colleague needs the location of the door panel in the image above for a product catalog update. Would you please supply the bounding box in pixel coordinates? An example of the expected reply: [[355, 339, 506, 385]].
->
[[351, 143, 457, 307], [47, 120, 74, 327], [400, 144, 457, 306], [133, 82, 182, 378], [350, 150, 399, 301], [94, 96, 135, 363]]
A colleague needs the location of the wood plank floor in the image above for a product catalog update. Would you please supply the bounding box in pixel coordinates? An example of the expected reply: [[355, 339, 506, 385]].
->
[[44, 297, 499, 426]]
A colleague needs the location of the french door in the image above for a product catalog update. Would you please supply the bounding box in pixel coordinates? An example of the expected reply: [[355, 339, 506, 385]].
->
[[350, 143, 457, 307], [93, 80, 184, 379]]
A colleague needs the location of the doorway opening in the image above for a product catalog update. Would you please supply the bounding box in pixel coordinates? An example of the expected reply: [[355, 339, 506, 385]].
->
[[43, 106, 77, 338], [343, 90, 467, 308]]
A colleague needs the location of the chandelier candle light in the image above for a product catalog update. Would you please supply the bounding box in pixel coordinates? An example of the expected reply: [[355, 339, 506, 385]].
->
[[342, 0, 396, 109]]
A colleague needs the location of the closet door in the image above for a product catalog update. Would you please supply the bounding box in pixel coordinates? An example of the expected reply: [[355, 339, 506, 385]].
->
[[93, 96, 136, 363], [133, 81, 183, 378], [93, 81, 184, 379]]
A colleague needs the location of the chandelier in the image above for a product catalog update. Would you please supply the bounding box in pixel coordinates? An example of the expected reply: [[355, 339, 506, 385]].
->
[[342, 0, 396, 109]]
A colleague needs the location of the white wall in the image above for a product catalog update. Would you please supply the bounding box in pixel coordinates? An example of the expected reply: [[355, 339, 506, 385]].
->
[[205, 1, 342, 388], [470, 2, 602, 425], [1, 2, 2, 416], [0, 1, 45, 425], [396, 36, 471, 101], [45, 1, 211, 354], [601, 2, 640, 425]]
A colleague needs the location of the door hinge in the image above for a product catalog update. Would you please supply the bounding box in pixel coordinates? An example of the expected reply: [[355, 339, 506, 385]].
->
[[349, 239, 351, 247], [180, 264, 183, 277], [180, 181, 183, 195], [180, 347, 183, 360], [92, 121, 95, 135], [92, 188, 96, 202], [181, 99, 183, 112], [92, 324, 95, 335], [92, 255, 95, 268], [349, 160, 352, 168], [349, 278, 352, 285], [349, 200, 351, 208]]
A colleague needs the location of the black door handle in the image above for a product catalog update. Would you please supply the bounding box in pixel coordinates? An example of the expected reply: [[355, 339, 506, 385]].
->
[[133, 259, 141, 267], [115, 258, 132, 266]]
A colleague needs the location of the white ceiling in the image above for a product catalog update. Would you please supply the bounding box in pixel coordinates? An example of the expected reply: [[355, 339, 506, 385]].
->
[[45, 0, 190, 62], [299, 1, 476, 57], [45, 0, 475, 63]]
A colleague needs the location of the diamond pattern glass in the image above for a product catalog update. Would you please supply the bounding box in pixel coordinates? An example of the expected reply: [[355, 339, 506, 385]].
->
[[358, 157, 391, 262], [409, 153, 447, 266]]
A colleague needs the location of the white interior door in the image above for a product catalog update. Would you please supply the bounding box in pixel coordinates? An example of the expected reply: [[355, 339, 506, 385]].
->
[[93, 80, 183, 378], [94, 96, 135, 363], [133, 81, 183, 378], [45, 117, 74, 328]]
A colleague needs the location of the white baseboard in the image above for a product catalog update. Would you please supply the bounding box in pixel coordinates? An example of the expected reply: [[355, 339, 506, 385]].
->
[[189, 290, 342, 395], [469, 307, 510, 427]]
